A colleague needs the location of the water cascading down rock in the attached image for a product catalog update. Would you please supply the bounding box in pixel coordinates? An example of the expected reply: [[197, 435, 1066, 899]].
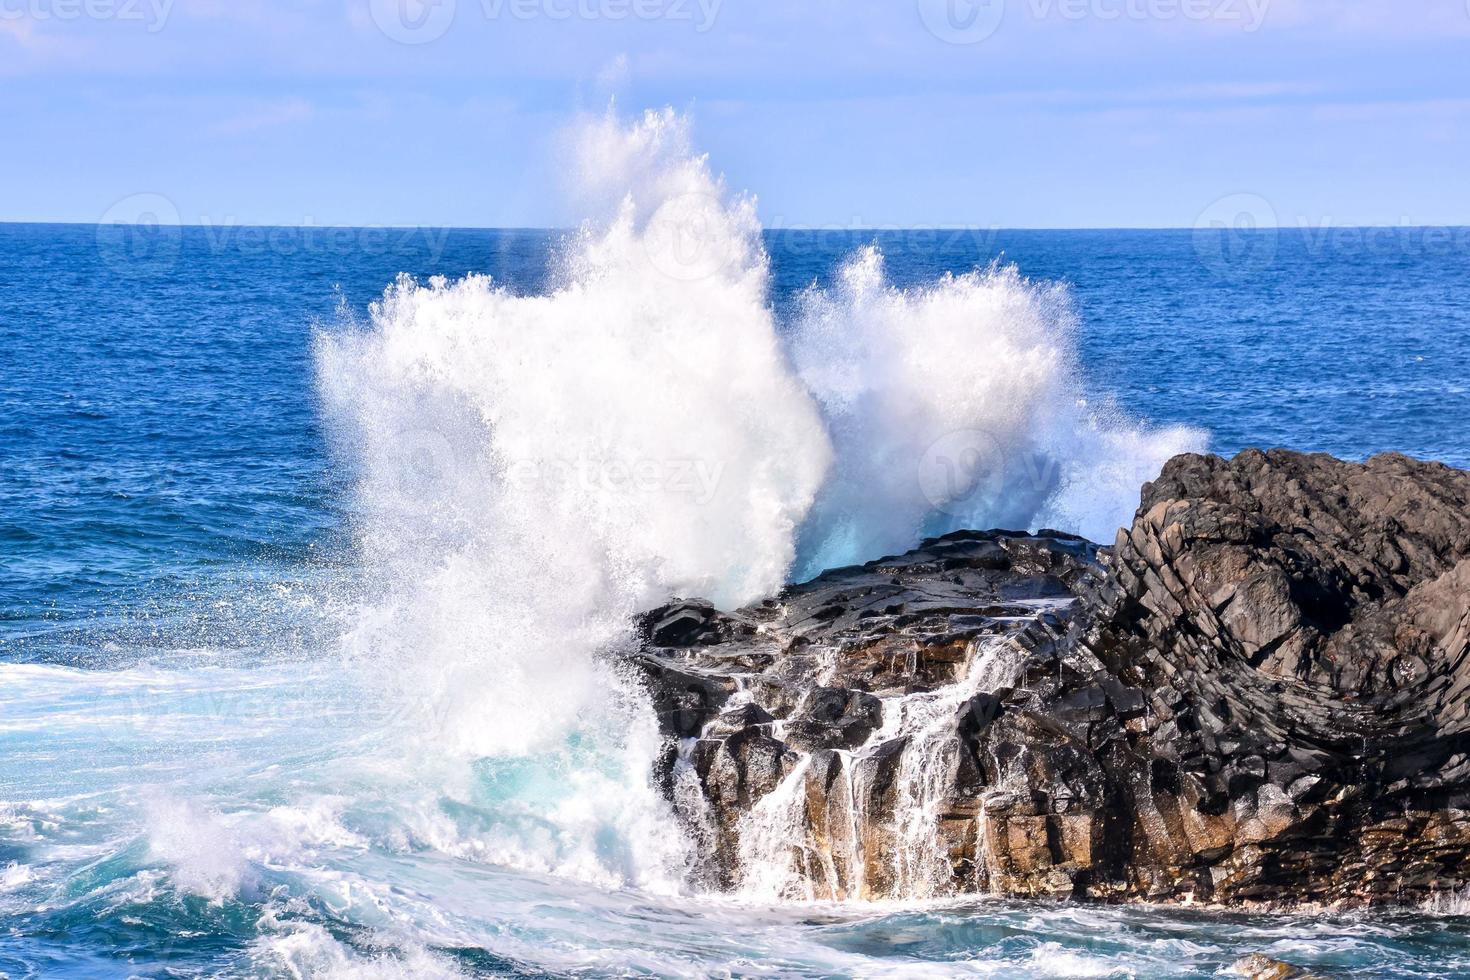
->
[[632, 449, 1470, 905]]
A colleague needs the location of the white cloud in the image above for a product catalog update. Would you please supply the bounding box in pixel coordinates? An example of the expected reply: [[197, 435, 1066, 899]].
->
[[208, 96, 314, 136], [1262, 0, 1470, 37]]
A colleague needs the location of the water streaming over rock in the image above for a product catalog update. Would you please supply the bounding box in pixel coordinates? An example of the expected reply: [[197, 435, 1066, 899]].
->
[[644, 530, 1095, 903], [8, 109, 1470, 972], [718, 626, 1050, 901]]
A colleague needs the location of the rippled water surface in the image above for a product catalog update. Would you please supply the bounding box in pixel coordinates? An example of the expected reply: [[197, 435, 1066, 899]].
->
[[3, 216, 1469, 977]]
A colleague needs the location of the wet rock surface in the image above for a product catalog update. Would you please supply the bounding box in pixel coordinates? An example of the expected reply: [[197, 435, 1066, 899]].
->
[[1231, 953, 1327, 980], [631, 450, 1470, 906]]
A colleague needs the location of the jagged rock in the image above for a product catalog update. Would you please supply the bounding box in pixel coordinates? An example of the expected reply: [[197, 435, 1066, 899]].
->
[[638, 599, 763, 648], [631, 655, 736, 738], [633, 450, 1470, 907], [635, 530, 1096, 898], [693, 727, 796, 809], [1232, 953, 1326, 979], [1070, 450, 1470, 904], [784, 687, 883, 751], [706, 702, 776, 738]]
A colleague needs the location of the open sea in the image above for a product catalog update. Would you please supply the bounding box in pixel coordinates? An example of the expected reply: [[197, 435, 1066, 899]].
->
[[2, 212, 1470, 978]]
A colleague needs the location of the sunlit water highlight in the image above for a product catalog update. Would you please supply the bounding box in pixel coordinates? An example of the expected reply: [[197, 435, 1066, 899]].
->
[[3, 110, 1470, 977]]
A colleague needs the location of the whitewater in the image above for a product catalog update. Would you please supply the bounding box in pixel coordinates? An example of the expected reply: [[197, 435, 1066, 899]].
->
[[4, 109, 1467, 977]]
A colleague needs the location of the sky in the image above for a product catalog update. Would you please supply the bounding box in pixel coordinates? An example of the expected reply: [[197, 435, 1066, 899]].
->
[[3, 0, 1469, 228]]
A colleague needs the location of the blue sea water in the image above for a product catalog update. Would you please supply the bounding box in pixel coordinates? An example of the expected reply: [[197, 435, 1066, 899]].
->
[[2, 218, 1470, 978]]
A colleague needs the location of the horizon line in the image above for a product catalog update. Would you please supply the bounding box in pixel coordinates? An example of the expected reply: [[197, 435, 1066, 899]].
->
[[6, 220, 1470, 233]]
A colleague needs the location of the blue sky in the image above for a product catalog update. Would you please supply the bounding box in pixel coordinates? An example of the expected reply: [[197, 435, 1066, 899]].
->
[[4, 0, 1469, 228]]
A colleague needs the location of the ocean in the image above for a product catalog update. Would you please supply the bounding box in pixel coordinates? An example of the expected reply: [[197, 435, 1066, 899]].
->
[[4, 135, 1470, 978]]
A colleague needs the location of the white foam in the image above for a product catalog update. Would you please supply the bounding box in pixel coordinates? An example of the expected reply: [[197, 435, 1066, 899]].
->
[[253, 916, 465, 980], [145, 795, 251, 903], [0, 862, 34, 893], [790, 246, 1204, 576], [309, 106, 1204, 901], [315, 107, 832, 891], [1422, 887, 1470, 916]]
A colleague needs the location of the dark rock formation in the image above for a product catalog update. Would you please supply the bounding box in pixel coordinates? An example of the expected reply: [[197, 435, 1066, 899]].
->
[[1232, 953, 1327, 980], [1068, 449, 1470, 904], [632, 450, 1470, 906], [783, 687, 884, 752]]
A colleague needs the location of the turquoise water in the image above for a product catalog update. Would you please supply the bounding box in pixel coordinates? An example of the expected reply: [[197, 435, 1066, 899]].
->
[[2, 215, 1470, 977]]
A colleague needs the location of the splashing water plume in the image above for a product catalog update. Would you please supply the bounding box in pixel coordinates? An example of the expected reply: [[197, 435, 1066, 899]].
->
[[16, 104, 1470, 979], [316, 108, 832, 890], [790, 247, 1203, 577], [311, 106, 1199, 898]]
